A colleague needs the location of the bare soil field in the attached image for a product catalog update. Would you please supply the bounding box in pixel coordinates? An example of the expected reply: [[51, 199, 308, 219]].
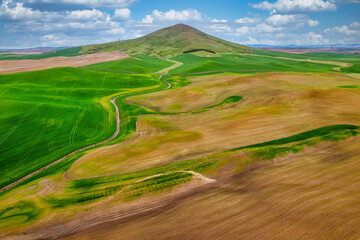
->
[[0, 51, 128, 74]]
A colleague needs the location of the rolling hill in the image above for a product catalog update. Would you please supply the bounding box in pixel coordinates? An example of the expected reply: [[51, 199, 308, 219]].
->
[[82, 24, 252, 57]]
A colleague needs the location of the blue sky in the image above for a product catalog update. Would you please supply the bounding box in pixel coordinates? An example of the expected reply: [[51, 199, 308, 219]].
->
[[0, 0, 359, 48]]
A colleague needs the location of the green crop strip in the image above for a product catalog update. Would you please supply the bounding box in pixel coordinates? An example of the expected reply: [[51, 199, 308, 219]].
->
[[0, 200, 43, 229], [44, 172, 193, 208], [227, 124, 359, 152], [338, 85, 360, 89], [122, 172, 193, 201]]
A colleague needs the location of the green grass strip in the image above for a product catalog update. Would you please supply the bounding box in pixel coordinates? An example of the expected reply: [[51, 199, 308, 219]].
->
[[227, 124, 359, 152]]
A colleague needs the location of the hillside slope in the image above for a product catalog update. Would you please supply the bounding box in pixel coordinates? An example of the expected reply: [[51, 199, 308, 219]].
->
[[82, 24, 252, 57]]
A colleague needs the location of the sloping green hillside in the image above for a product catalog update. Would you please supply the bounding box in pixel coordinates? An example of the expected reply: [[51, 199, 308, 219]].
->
[[82, 24, 252, 57], [82, 54, 173, 73]]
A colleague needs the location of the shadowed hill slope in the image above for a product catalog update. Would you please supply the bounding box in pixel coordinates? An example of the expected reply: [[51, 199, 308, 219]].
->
[[82, 24, 252, 57]]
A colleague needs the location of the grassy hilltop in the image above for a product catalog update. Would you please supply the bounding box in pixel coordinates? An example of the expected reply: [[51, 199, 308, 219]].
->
[[82, 24, 252, 57]]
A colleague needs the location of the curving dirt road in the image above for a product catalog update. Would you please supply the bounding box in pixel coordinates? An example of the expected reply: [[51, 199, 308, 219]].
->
[[0, 75, 170, 193]]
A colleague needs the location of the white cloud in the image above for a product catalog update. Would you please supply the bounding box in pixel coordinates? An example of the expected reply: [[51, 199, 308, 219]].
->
[[236, 26, 250, 34], [256, 23, 284, 33], [113, 8, 131, 20], [208, 24, 232, 32], [0, 1, 111, 22], [235, 17, 260, 25], [0, 0, 131, 47], [141, 14, 153, 24], [350, 21, 360, 29], [304, 32, 329, 44], [308, 19, 319, 27], [39, 33, 71, 46], [267, 14, 297, 25], [250, 0, 337, 13], [329, 0, 360, 3], [325, 21, 360, 36], [266, 14, 319, 27], [0, 0, 41, 20], [232, 22, 283, 35], [141, 9, 202, 24], [66, 9, 109, 21], [41, 34, 55, 40], [23, 0, 138, 9], [211, 19, 227, 23], [102, 27, 126, 35], [233, 30, 331, 45]]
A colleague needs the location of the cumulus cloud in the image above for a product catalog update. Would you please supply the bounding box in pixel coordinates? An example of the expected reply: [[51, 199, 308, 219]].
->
[[329, 0, 360, 3], [113, 8, 131, 20], [235, 17, 261, 25], [250, 0, 337, 13], [141, 9, 202, 24], [304, 32, 329, 44], [233, 29, 331, 45], [0, 0, 41, 20], [234, 23, 283, 35], [350, 21, 360, 28], [235, 26, 250, 34], [208, 24, 232, 32], [41, 34, 56, 40], [0, 0, 133, 47], [0, 0, 112, 22], [325, 21, 360, 36], [211, 19, 227, 23], [141, 14, 153, 24], [66, 9, 109, 21], [266, 14, 319, 27], [23, 0, 138, 9], [256, 23, 284, 33]]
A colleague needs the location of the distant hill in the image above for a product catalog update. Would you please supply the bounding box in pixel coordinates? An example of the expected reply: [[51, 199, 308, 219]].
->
[[82, 24, 252, 57]]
